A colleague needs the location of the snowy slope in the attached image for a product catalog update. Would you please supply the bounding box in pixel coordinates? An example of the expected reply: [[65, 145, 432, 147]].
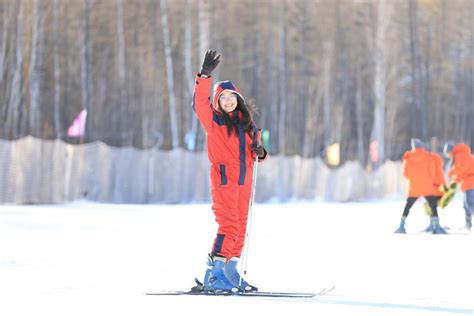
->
[[0, 200, 472, 316]]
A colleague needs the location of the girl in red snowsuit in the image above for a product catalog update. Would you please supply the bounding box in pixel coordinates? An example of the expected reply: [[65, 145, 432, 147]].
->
[[193, 50, 266, 292]]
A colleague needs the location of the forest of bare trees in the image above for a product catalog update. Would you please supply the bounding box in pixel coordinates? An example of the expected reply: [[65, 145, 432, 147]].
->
[[0, 0, 473, 165]]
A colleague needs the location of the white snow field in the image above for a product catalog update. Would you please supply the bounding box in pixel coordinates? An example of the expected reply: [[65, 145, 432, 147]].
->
[[0, 199, 473, 316]]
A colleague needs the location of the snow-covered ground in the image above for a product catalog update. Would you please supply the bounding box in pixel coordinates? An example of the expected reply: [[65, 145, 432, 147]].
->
[[0, 199, 473, 316]]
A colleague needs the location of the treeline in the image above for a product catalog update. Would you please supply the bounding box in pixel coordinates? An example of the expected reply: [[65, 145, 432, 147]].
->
[[0, 0, 473, 165]]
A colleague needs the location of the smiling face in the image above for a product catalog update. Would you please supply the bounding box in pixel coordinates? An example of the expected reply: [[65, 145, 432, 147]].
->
[[218, 90, 238, 113]]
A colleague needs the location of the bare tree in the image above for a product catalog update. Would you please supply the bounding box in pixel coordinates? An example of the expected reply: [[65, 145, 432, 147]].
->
[[322, 41, 333, 150], [291, 0, 311, 155], [160, 0, 179, 149], [0, 4, 10, 134], [5, 0, 24, 139], [0, 4, 9, 84], [408, 0, 425, 138], [80, 0, 93, 140], [277, 2, 288, 154], [0, 0, 473, 158], [116, 0, 128, 144], [29, 0, 44, 137], [470, 0, 474, 145], [52, 0, 61, 137], [369, 0, 390, 164], [184, 0, 198, 151], [198, 0, 210, 60]]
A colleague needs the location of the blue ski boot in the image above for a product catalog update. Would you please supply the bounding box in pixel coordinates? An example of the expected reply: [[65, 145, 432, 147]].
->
[[430, 216, 447, 234], [423, 222, 434, 233], [394, 217, 406, 234], [465, 213, 472, 231], [203, 255, 235, 292], [224, 257, 258, 292]]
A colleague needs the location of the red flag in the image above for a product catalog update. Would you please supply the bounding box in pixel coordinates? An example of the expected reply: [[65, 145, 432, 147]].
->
[[67, 109, 88, 137]]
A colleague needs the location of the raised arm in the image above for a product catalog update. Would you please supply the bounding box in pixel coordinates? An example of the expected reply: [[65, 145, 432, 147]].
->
[[192, 50, 221, 133]]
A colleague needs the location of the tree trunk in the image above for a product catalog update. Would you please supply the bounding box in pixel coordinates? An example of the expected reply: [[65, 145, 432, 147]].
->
[[184, 0, 198, 151], [147, 0, 162, 149], [323, 41, 333, 150], [408, 0, 422, 138], [297, 0, 310, 156], [53, 0, 62, 138], [470, 1, 474, 146], [116, 0, 128, 144], [198, 0, 210, 58], [160, 0, 179, 149], [80, 0, 92, 141], [6, 0, 24, 139], [356, 69, 365, 164], [262, 2, 275, 154], [302, 74, 323, 158], [29, 0, 43, 137], [0, 5, 9, 85], [370, 0, 389, 165], [277, 3, 288, 155], [194, 0, 211, 151], [0, 4, 10, 136]]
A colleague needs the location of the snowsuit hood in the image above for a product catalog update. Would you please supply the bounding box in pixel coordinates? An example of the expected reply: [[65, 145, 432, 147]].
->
[[448, 143, 474, 192], [403, 148, 445, 197], [212, 81, 245, 112], [452, 143, 471, 156]]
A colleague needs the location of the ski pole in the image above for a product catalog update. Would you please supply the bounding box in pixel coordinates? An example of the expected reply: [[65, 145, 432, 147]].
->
[[239, 155, 259, 287]]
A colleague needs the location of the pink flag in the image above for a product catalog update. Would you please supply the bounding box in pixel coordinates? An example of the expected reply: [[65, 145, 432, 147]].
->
[[67, 109, 88, 137], [370, 140, 379, 163]]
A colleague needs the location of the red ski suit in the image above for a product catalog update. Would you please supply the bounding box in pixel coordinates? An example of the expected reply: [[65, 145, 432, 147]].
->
[[448, 144, 474, 192], [193, 74, 266, 260], [402, 148, 445, 197]]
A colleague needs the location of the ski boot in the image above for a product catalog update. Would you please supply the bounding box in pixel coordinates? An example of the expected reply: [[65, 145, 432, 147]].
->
[[224, 257, 258, 292], [465, 213, 472, 231], [394, 217, 406, 234], [202, 255, 236, 292], [423, 222, 434, 233], [430, 216, 447, 234]]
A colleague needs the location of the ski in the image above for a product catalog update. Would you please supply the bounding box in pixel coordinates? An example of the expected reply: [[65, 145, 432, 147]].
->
[[146, 291, 314, 298], [146, 284, 335, 298]]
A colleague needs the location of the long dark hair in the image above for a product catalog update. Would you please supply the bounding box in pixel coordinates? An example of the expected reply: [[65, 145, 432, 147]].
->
[[219, 94, 255, 137]]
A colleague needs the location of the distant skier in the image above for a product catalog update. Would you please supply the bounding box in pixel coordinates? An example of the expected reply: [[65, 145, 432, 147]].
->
[[395, 138, 447, 234], [443, 142, 474, 230], [192, 50, 267, 292]]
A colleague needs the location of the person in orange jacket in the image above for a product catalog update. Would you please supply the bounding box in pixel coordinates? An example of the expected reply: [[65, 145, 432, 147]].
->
[[443, 142, 474, 230], [192, 50, 267, 292], [395, 138, 447, 234]]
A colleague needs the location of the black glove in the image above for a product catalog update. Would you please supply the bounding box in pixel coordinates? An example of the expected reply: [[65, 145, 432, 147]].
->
[[252, 145, 265, 158], [200, 50, 221, 77]]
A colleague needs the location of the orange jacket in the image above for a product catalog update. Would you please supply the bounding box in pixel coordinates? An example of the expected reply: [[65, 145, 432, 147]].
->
[[192, 75, 265, 186], [448, 144, 474, 192], [402, 148, 445, 197]]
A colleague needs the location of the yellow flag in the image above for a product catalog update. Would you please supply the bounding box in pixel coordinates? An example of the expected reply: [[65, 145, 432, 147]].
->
[[327, 143, 340, 167]]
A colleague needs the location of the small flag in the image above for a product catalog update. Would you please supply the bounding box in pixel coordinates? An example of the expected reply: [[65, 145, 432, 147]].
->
[[370, 140, 379, 162], [327, 143, 340, 166], [261, 130, 270, 150], [67, 109, 88, 137]]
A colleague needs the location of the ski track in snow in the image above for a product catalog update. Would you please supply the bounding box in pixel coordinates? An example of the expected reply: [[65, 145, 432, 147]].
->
[[0, 199, 473, 316]]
